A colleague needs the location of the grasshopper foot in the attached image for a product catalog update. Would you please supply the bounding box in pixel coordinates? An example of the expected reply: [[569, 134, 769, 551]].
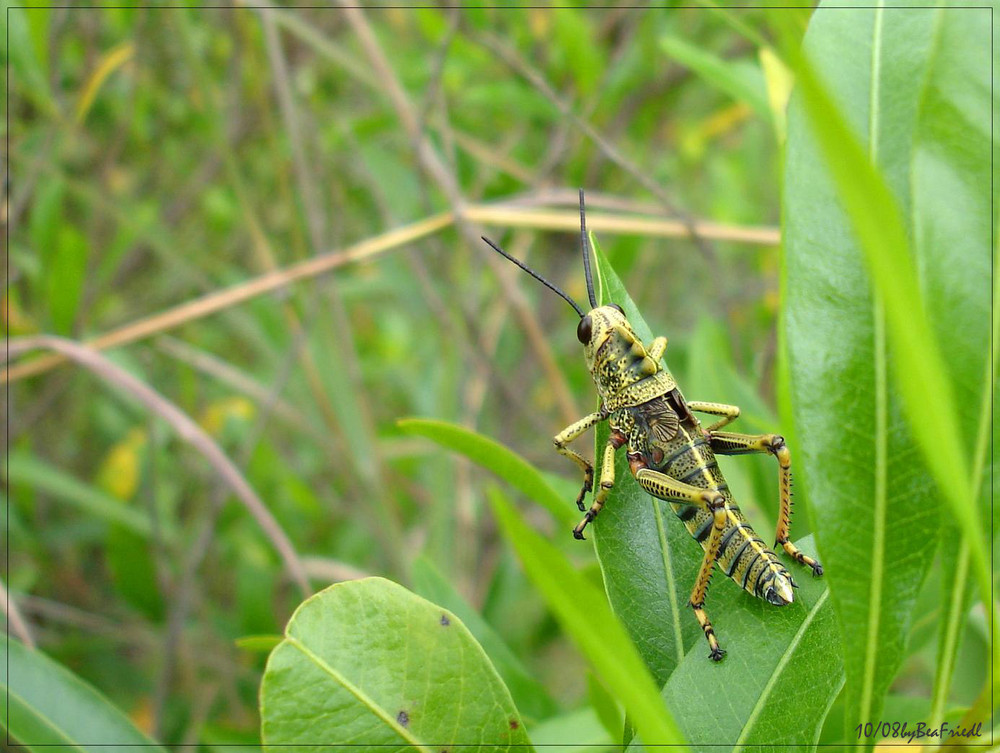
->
[[709, 646, 726, 662], [778, 539, 824, 578], [574, 477, 593, 512], [572, 510, 597, 540]]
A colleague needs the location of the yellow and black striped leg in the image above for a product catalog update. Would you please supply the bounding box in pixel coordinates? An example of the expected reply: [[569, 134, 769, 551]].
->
[[690, 504, 729, 662], [554, 410, 608, 511], [572, 434, 622, 540], [634, 469, 729, 661], [647, 335, 668, 363], [687, 401, 741, 432], [708, 431, 823, 577]]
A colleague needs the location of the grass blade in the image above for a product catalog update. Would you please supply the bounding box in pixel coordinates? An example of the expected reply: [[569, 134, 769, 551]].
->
[[397, 417, 573, 525], [2, 639, 166, 751], [488, 487, 688, 749]]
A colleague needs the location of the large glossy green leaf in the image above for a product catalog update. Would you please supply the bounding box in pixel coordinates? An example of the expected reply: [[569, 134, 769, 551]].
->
[[409, 555, 559, 723], [260, 577, 532, 751], [1, 638, 165, 751], [783, 4, 991, 742], [488, 487, 687, 748], [651, 536, 842, 752], [905, 6, 994, 727]]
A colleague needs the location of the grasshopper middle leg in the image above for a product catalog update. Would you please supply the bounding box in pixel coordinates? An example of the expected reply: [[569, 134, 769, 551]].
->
[[635, 468, 730, 661], [708, 430, 823, 577]]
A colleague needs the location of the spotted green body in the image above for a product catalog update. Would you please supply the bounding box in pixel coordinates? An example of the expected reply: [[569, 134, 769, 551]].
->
[[584, 307, 796, 606]]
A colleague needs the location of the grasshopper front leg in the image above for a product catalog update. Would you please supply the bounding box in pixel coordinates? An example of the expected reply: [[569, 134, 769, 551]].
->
[[635, 468, 730, 661], [572, 431, 626, 540], [708, 430, 823, 577], [553, 410, 608, 511], [647, 335, 668, 363]]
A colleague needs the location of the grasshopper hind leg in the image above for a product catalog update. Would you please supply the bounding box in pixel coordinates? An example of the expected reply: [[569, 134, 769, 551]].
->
[[635, 468, 730, 661], [708, 430, 823, 577]]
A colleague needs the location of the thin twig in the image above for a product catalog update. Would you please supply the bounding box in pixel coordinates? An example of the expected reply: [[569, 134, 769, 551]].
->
[[3, 206, 777, 385], [154, 336, 311, 433], [301, 556, 369, 583], [471, 205, 780, 245], [2, 212, 453, 383], [261, 7, 326, 252], [5, 336, 311, 596]]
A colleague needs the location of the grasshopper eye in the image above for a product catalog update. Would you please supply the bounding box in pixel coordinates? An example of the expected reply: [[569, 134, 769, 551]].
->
[[609, 303, 624, 314], [577, 315, 593, 344]]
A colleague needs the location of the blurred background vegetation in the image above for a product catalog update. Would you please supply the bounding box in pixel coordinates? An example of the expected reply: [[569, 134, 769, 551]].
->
[[3, 4, 985, 750]]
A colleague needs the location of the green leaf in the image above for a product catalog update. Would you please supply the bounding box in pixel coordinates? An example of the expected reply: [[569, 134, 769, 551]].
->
[[551, 8, 606, 98], [5, 451, 156, 538], [660, 35, 770, 122], [586, 672, 624, 744], [2, 5, 54, 113], [488, 487, 688, 749], [410, 555, 559, 722], [1, 638, 165, 751], [905, 6, 994, 728], [654, 536, 843, 752], [45, 220, 89, 336], [782, 4, 991, 742], [398, 417, 573, 525], [260, 577, 532, 751], [235, 634, 282, 653], [105, 525, 165, 621]]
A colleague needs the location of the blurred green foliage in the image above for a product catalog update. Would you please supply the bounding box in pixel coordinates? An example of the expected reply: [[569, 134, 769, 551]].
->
[[4, 5, 992, 752]]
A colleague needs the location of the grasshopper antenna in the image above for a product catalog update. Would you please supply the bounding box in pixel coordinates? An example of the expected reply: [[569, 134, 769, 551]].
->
[[579, 188, 597, 309], [481, 236, 585, 318]]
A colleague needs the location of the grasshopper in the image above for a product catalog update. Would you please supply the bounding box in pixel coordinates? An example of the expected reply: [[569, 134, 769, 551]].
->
[[481, 190, 823, 661]]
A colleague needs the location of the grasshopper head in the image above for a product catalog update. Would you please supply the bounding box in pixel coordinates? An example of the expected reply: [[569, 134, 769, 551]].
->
[[577, 303, 632, 364]]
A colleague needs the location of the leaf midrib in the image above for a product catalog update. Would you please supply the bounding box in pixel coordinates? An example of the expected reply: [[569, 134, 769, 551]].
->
[[731, 588, 832, 751], [286, 634, 432, 753], [652, 498, 685, 666], [860, 1, 887, 725], [5, 685, 83, 752]]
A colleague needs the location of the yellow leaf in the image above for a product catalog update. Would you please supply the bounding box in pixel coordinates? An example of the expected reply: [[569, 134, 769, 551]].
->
[[75, 41, 134, 125], [199, 396, 256, 437], [3, 292, 37, 335], [128, 695, 154, 735], [759, 46, 794, 144], [96, 428, 147, 501]]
